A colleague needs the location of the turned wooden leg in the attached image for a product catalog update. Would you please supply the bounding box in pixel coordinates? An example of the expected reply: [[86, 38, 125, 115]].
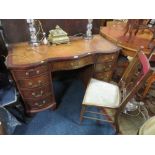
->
[[123, 24, 129, 36], [114, 112, 120, 134], [127, 29, 133, 42], [134, 28, 139, 36]]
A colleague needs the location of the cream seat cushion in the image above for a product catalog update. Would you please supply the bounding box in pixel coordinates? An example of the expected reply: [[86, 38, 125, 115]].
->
[[82, 78, 121, 108]]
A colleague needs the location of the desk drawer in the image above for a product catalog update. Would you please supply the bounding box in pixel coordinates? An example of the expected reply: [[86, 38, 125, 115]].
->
[[13, 65, 48, 79], [25, 95, 53, 109], [96, 54, 117, 63], [52, 56, 94, 71], [95, 62, 114, 72], [18, 74, 50, 89], [94, 71, 113, 81], [21, 84, 52, 99]]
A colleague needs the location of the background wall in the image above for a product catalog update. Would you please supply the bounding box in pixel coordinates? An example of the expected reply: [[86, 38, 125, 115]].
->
[[1, 19, 106, 43]]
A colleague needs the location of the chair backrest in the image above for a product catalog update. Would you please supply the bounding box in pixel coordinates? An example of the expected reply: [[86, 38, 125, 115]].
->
[[118, 51, 151, 110]]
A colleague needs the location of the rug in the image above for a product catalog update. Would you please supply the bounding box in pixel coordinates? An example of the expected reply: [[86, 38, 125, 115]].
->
[[14, 79, 115, 135]]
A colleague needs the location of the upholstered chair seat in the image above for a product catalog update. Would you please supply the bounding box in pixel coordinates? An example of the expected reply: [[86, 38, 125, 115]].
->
[[82, 78, 121, 108]]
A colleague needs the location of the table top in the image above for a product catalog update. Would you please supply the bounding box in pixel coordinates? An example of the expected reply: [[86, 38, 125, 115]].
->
[[6, 35, 120, 68], [100, 22, 155, 57]]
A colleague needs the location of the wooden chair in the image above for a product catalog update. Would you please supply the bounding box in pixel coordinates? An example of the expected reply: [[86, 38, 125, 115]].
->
[[80, 51, 151, 134], [123, 19, 151, 42]]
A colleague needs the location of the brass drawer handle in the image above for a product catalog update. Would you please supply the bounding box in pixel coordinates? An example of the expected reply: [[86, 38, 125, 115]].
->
[[34, 102, 39, 106], [34, 100, 46, 106], [111, 56, 114, 59], [42, 100, 46, 104], [28, 80, 42, 87], [32, 92, 35, 96], [34, 102, 43, 106], [32, 90, 43, 97], [38, 80, 42, 85], [36, 70, 40, 74], [70, 62, 75, 66], [33, 80, 42, 87], [25, 69, 40, 76], [28, 82, 33, 86], [25, 72, 29, 76], [25, 69, 34, 76]]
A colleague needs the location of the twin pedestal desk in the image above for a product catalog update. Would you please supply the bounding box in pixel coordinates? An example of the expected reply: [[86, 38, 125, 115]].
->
[[6, 35, 120, 114]]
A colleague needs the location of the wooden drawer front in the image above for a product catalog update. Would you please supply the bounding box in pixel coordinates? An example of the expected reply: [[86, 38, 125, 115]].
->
[[21, 85, 52, 99], [18, 74, 50, 89], [13, 65, 48, 79], [94, 71, 113, 81], [52, 56, 94, 71], [95, 62, 114, 72], [25, 95, 53, 109], [96, 54, 116, 63]]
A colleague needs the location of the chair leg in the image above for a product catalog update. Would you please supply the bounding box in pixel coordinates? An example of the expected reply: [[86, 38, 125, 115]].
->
[[80, 105, 87, 124], [115, 120, 119, 134], [114, 114, 120, 134]]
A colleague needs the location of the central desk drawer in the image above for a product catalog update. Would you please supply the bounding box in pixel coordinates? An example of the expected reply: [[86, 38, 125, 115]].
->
[[13, 65, 48, 79], [21, 84, 52, 99], [18, 74, 50, 89], [52, 56, 94, 71]]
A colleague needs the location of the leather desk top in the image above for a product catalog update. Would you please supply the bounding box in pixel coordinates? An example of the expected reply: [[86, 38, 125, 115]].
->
[[6, 35, 120, 68]]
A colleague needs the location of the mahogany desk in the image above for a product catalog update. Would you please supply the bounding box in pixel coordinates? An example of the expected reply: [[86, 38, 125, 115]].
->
[[6, 35, 120, 114]]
